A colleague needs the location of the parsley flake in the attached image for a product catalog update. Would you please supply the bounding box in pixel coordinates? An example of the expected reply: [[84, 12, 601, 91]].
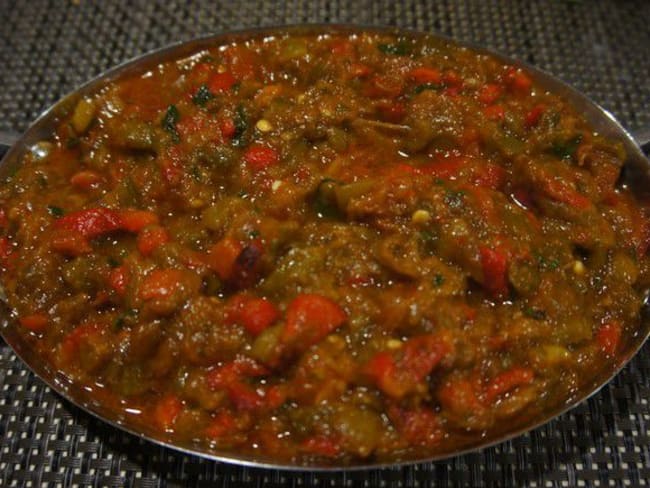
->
[[162, 105, 180, 144]]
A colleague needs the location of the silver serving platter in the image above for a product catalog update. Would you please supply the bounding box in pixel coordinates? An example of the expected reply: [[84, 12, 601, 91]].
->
[[0, 25, 649, 470]]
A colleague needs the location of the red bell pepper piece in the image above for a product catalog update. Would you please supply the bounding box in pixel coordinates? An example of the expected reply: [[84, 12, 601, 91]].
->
[[219, 117, 236, 139], [419, 155, 466, 180], [442, 70, 463, 87], [0, 236, 13, 264], [330, 39, 354, 56], [50, 232, 92, 256], [282, 294, 347, 347], [300, 436, 341, 458], [207, 356, 269, 390], [408, 67, 442, 84], [207, 357, 274, 411], [70, 170, 103, 190], [59, 323, 104, 365], [137, 225, 169, 256], [176, 112, 207, 138], [376, 101, 407, 123], [108, 265, 129, 296], [139, 269, 186, 301], [365, 352, 400, 397], [364, 74, 404, 98], [54, 207, 121, 239], [207, 237, 243, 281], [365, 334, 453, 399], [437, 377, 486, 418], [226, 382, 265, 410], [160, 146, 183, 186], [349, 63, 371, 78], [505, 67, 533, 93], [227, 383, 286, 412], [263, 384, 287, 410], [542, 177, 591, 209], [19, 313, 48, 333], [483, 104, 505, 122], [388, 405, 443, 446], [243, 145, 279, 172], [471, 162, 506, 190], [226, 294, 280, 336], [207, 72, 236, 93], [205, 411, 237, 439], [484, 367, 534, 403], [189, 62, 213, 85], [596, 321, 622, 356], [119, 209, 159, 233], [479, 245, 509, 298], [478, 83, 503, 105], [222, 48, 259, 80], [525, 104, 545, 128], [393, 163, 418, 174], [153, 394, 183, 430]]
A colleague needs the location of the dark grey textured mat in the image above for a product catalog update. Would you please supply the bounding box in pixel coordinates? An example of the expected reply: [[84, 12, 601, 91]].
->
[[0, 0, 649, 486]]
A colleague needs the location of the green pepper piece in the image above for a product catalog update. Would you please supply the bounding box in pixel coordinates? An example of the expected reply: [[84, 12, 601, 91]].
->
[[313, 179, 343, 219]]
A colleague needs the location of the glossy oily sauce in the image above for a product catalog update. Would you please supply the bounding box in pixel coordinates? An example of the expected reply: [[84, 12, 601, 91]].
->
[[1, 30, 649, 465]]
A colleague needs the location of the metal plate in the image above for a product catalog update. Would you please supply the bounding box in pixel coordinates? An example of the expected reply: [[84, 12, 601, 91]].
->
[[1, 1, 650, 485], [1, 24, 649, 471]]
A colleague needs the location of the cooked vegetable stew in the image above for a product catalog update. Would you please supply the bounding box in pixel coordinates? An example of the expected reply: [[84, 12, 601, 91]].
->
[[1, 29, 649, 464]]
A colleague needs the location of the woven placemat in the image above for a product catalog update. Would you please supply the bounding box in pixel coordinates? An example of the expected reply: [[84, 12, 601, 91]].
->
[[1, 1, 649, 486]]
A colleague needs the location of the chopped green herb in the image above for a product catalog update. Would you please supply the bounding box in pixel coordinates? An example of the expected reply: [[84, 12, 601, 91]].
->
[[524, 307, 546, 320], [445, 189, 465, 209], [248, 229, 260, 239], [113, 309, 138, 332], [192, 84, 214, 107], [47, 205, 64, 217], [107, 256, 121, 268], [232, 104, 248, 147], [537, 254, 560, 270], [433, 274, 445, 287], [414, 83, 443, 94], [162, 104, 180, 144], [550, 134, 583, 160], [190, 165, 202, 181], [378, 41, 411, 56]]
